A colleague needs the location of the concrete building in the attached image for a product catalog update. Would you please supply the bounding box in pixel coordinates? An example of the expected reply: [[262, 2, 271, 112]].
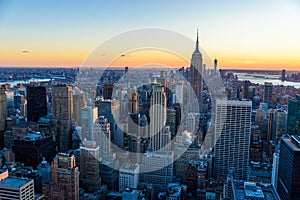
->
[[232, 181, 280, 200], [119, 163, 139, 192], [213, 100, 252, 180], [140, 151, 174, 194], [0, 176, 35, 200], [44, 153, 79, 200], [80, 139, 101, 193]]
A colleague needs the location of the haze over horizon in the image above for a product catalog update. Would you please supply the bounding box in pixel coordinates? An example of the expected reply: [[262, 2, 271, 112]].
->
[[1, 0, 300, 70]]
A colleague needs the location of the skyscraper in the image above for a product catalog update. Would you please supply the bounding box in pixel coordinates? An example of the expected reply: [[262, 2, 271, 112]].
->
[[81, 106, 98, 141], [213, 99, 252, 180], [128, 89, 139, 114], [190, 30, 203, 103], [26, 86, 47, 122], [277, 136, 300, 200], [287, 95, 300, 135], [149, 84, 167, 151], [0, 87, 7, 131], [80, 139, 101, 193], [93, 116, 111, 157], [271, 152, 279, 189], [52, 85, 73, 152], [44, 153, 79, 200], [103, 83, 114, 100], [264, 82, 273, 106]]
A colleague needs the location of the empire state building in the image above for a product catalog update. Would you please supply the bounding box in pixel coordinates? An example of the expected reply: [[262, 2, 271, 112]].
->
[[190, 30, 203, 104]]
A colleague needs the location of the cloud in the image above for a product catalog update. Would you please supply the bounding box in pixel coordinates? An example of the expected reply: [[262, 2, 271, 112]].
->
[[21, 50, 30, 54]]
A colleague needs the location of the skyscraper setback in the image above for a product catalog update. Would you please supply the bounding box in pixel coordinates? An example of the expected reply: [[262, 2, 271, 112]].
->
[[213, 99, 252, 180], [44, 153, 79, 200], [190, 30, 203, 103], [26, 86, 47, 122]]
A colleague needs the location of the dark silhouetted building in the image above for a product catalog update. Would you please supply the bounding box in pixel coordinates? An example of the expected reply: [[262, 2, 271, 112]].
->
[[26, 86, 47, 122], [52, 85, 73, 152], [103, 84, 114, 100], [277, 136, 300, 200], [287, 95, 300, 135], [12, 133, 56, 169]]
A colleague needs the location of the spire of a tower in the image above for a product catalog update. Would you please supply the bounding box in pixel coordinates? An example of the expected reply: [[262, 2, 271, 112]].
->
[[195, 29, 200, 52]]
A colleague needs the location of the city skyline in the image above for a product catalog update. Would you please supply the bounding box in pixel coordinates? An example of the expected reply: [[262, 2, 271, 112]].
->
[[0, 0, 300, 70]]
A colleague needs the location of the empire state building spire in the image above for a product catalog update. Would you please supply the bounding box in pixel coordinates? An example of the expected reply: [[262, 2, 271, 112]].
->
[[195, 29, 200, 53], [190, 29, 203, 106]]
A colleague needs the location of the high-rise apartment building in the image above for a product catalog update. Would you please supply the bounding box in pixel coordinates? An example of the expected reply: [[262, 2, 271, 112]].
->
[[277, 136, 300, 200], [213, 99, 252, 180], [26, 86, 47, 122], [80, 139, 101, 193], [52, 85, 73, 152]]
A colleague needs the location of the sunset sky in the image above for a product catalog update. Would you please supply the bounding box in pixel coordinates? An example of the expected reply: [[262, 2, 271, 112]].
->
[[0, 0, 300, 70]]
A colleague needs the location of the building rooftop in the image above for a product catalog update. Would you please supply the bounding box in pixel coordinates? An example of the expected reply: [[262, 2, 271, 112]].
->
[[120, 163, 139, 172], [0, 177, 32, 188], [232, 181, 280, 200], [24, 133, 43, 140]]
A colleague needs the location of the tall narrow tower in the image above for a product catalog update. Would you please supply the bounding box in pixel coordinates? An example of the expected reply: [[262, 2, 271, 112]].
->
[[149, 84, 167, 151], [26, 86, 47, 122], [0, 87, 7, 131], [190, 30, 203, 103], [52, 85, 73, 152]]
